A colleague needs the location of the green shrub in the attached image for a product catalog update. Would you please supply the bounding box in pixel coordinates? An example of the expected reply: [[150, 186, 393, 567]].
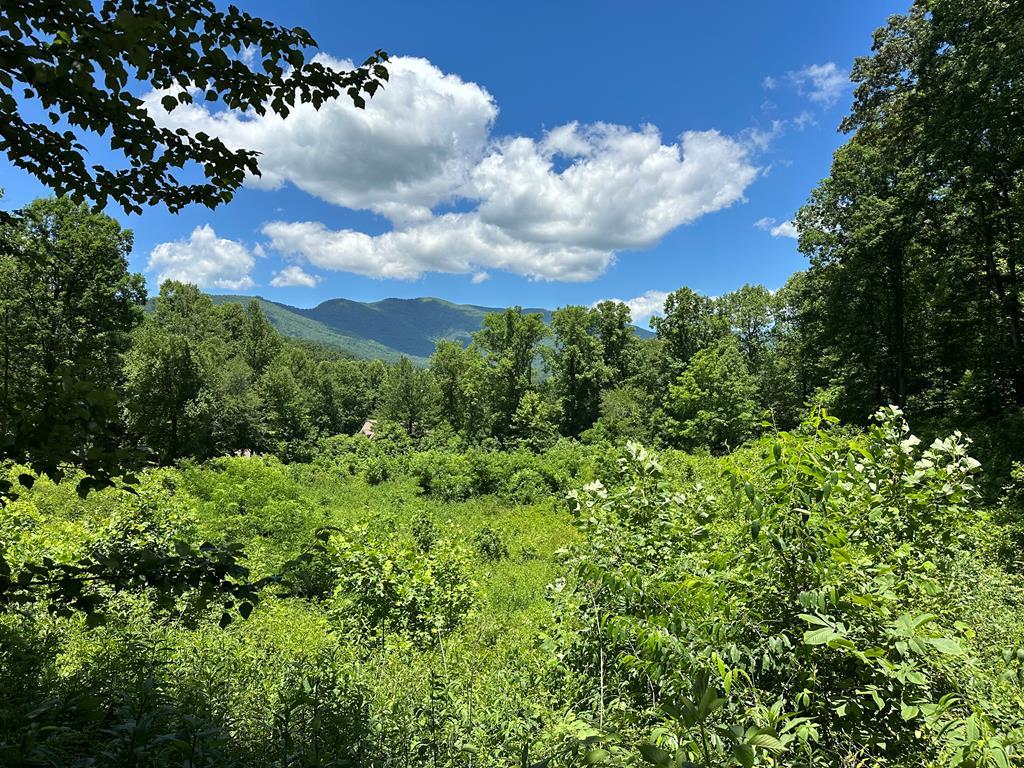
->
[[411, 513, 437, 553], [555, 407, 1022, 766], [363, 455, 391, 485], [500, 468, 550, 504], [473, 526, 509, 561], [332, 527, 475, 644]]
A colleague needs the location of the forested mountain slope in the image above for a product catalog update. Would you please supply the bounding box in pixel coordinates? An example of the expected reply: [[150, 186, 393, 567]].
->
[[209, 295, 653, 362]]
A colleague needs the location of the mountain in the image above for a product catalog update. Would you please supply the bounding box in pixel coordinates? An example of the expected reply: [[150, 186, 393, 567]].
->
[[210, 295, 654, 363]]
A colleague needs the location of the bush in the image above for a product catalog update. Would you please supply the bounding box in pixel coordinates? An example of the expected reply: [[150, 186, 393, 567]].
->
[[332, 527, 475, 644], [410, 451, 474, 501], [363, 455, 391, 485], [555, 408, 1022, 766], [411, 513, 437, 553], [473, 526, 509, 562], [500, 468, 550, 505]]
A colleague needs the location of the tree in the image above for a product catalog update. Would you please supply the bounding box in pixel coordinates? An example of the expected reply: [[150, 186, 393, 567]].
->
[[313, 359, 371, 436], [430, 340, 490, 440], [0, 196, 145, 493], [550, 305, 607, 437], [123, 321, 205, 463], [717, 284, 775, 371], [651, 287, 726, 370], [665, 336, 758, 453], [0, 1, 388, 213], [593, 385, 655, 445], [242, 300, 282, 376], [510, 390, 559, 452], [259, 355, 312, 446], [592, 300, 636, 384], [473, 308, 548, 440], [792, 0, 1024, 426], [381, 356, 437, 437]]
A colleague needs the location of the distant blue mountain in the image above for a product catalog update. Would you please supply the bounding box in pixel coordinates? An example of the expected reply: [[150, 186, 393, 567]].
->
[[210, 295, 653, 363]]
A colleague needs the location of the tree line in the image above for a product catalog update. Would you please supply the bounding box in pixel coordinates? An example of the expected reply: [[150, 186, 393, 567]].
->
[[3, 0, 1022, 477]]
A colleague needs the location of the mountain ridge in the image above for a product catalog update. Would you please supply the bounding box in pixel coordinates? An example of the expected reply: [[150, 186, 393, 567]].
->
[[209, 294, 653, 363]]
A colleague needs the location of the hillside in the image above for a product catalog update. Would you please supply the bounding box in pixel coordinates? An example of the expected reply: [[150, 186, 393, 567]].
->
[[210, 295, 653, 363]]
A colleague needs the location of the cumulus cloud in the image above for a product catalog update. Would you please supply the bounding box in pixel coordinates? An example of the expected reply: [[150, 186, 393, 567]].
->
[[270, 265, 321, 288], [148, 56, 759, 283], [472, 125, 757, 251], [595, 290, 670, 327], [754, 216, 799, 239], [262, 216, 614, 282], [262, 126, 757, 282], [771, 220, 799, 239], [787, 62, 848, 107], [144, 56, 497, 225], [147, 225, 256, 290]]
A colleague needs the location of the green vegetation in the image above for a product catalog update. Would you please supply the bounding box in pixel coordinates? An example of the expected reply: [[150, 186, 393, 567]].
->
[[0, 0, 387, 213], [2, 0, 1024, 765], [3, 412, 1024, 765], [0, 450, 576, 766], [206, 295, 652, 365]]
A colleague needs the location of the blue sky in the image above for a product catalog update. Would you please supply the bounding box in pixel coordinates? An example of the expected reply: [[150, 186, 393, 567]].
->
[[0, 1, 907, 324]]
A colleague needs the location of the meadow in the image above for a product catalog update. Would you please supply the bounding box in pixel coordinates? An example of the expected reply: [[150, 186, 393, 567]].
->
[[3, 409, 1024, 767], [3, 1, 1024, 764]]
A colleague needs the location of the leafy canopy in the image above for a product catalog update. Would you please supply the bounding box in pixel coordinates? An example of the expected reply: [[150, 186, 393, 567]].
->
[[0, 0, 388, 213]]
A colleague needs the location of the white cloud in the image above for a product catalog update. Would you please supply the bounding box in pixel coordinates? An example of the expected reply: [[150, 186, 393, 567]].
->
[[148, 56, 759, 283], [787, 62, 848, 107], [262, 216, 614, 282], [744, 120, 785, 151], [144, 56, 497, 225], [793, 110, 816, 130], [771, 220, 798, 239], [270, 265, 321, 288], [762, 76, 778, 90], [263, 126, 757, 282], [147, 225, 256, 290], [472, 125, 757, 251], [595, 290, 670, 327], [754, 217, 798, 239]]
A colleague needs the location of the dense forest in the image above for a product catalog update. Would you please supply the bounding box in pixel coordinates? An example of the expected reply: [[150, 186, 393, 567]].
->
[[2, 0, 1024, 766]]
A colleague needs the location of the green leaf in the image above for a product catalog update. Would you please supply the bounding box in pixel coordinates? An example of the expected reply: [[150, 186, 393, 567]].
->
[[924, 637, 962, 655], [733, 743, 754, 768], [747, 731, 785, 753], [638, 743, 670, 766], [803, 626, 839, 645], [584, 748, 610, 764]]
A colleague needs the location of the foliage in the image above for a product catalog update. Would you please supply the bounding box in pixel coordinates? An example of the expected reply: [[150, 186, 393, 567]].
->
[[550, 305, 609, 437], [474, 307, 548, 441], [0, 197, 146, 500], [381, 355, 438, 437], [1, 0, 387, 212], [665, 335, 759, 453], [793, 0, 1024, 439], [554, 408, 1024, 767], [473, 526, 509, 562], [330, 526, 475, 645]]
